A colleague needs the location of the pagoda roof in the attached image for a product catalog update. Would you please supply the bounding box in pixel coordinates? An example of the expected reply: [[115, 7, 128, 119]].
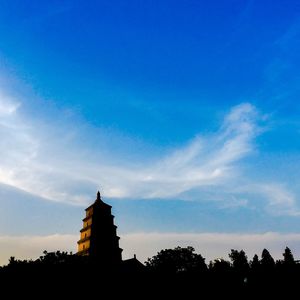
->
[[85, 199, 112, 211], [85, 191, 112, 211]]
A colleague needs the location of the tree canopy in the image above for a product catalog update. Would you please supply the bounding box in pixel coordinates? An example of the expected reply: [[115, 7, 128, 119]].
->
[[145, 246, 207, 273]]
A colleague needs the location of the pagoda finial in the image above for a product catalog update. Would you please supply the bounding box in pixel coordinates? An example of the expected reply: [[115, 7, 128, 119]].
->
[[97, 190, 101, 201]]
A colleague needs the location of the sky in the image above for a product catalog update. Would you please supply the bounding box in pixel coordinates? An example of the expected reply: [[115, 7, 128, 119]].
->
[[1, 0, 300, 265]]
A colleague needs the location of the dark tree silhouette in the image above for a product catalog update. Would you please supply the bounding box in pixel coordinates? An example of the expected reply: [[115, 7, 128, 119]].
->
[[8, 256, 16, 265], [261, 248, 275, 269], [145, 246, 207, 274], [282, 247, 295, 265], [250, 254, 260, 270], [248, 253, 261, 291], [208, 258, 233, 293], [1, 246, 300, 298], [229, 249, 249, 273], [256, 248, 276, 293], [228, 249, 249, 287], [209, 258, 231, 272]]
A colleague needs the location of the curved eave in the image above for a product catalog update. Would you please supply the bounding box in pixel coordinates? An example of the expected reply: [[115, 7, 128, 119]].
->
[[80, 224, 92, 232], [77, 236, 91, 244], [82, 215, 93, 222]]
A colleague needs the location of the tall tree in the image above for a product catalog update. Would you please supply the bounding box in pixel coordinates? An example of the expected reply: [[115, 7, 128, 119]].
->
[[282, 247, 295, 265], [229, 249, 249, 273], [261, 249, 275, 270], [250, 254, 260, 270]]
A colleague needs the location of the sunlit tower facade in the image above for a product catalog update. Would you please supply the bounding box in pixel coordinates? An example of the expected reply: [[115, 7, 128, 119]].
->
[[77, 191, 122, 264]]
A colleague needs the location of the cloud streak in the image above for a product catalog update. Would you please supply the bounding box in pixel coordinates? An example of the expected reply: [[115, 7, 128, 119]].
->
[[0, 87, 299, 215], [0, 90, 259, 199], [111, 102, 260, 199]]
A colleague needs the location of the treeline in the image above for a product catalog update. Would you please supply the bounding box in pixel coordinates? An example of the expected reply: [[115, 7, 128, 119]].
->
[[0, 246, 298, 297], [144, 246, 299, 297]]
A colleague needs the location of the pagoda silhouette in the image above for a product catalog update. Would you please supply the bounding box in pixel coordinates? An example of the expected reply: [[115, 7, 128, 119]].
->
[[77, 191, 123, 265]]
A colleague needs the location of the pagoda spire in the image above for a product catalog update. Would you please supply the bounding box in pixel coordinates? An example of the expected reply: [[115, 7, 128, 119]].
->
[[97, 190, 101, 201]]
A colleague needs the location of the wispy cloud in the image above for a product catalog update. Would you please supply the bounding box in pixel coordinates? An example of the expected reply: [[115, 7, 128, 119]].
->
[[112, 102, 260, 199], [256, 184, 300, 216], [0, 100, 20, 116], [0, 87, 298, 216], [0, 90, 259, 202]]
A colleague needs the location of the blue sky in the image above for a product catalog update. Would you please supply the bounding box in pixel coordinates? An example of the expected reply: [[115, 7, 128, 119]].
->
[[1, 0, 300, 264]]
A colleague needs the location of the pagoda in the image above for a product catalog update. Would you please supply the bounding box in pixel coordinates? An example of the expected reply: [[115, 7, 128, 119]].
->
[[77, 191, 122, 264]]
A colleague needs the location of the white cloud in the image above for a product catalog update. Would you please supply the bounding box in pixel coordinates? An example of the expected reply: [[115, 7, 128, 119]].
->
[[257, 183, 300, 216], [0, 87, 299, 215], [135, 103, 260, 199], [0, 91, 20, 116], [0, 92, 262, 204], [228, 182, 300, 216]]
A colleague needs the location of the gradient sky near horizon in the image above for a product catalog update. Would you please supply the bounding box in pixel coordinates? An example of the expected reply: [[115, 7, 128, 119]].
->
[[1, 0, 300, 265]]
